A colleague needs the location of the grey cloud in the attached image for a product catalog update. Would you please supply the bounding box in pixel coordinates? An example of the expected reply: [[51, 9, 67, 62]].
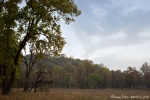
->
[[92, 55, 142, 71], [92, 53, 150, 71], [73, 0, 112, 35], [71, 0, 150, 58]]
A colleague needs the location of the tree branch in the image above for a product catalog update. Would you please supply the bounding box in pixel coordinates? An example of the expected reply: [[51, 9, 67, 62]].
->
[[22, 55, 28, 68], [0, 0, 4, 4]]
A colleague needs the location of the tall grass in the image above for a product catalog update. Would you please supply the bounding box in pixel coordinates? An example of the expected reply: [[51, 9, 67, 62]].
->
[[0, 89, 149, 100]]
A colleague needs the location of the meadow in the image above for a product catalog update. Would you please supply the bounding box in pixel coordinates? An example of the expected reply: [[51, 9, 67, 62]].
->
[[0, 89, 150, 100]]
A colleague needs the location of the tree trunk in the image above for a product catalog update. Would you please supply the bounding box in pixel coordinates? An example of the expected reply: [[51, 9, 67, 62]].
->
[[24, 72, 30, 92], [1, 17, 30, 95], [2, 78, 8, 95], [1, 68, 15, 95], [1, 47, 22, 95], [24, 78, 30, 91], [2, 79, 13, 95]]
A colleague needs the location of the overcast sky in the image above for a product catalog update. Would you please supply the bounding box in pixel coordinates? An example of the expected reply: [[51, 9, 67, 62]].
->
[[61, 0, 150, 71]]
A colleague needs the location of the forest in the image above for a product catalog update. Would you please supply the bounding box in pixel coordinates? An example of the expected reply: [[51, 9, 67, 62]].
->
[[0, 0, 150, 99], [15, 54, 150, 91]]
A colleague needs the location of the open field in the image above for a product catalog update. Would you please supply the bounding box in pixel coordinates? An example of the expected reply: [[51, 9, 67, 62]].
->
[[0, 89, 150, 100]]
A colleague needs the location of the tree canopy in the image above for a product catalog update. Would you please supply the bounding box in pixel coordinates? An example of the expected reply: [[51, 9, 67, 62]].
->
[[0, 0, 81, 95]]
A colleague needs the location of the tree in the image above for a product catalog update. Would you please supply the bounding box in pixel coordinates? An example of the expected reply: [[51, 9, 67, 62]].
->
[[63, 62, 75, 88], [75, 62, 86, 89], [123, 66, 137, 89], [22, 45, 38, 92], [0, 0, 22, 95], [99, 64, 110, 88], [134, 71, 143, 89], [86, 73, 103, 89], [22, 49, 51, 92], [140, 62, 150, 75], [110, 70, 123, 89], [0, 0, 81, 95], [22, 42, 57, 92], [30, 62, 53, 92], [52, 66, 64, 88], [140, 62, 150, 89]]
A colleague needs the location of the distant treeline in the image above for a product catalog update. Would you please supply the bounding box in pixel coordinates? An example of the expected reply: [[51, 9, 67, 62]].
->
[[16, 54, 150, 90]]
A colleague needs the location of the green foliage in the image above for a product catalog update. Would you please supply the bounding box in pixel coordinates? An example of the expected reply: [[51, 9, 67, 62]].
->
[[63, 76, 71, 83], [63, 76, 72, 88], [0, 0, 81, 94], [53, 66, 63, 75], [86, 73, 103, 89], [0, 0, 22, 86], [17, 0, 81, 56]]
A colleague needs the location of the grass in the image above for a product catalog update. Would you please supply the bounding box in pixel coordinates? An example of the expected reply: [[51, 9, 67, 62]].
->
[[0, 89, 150, 100]]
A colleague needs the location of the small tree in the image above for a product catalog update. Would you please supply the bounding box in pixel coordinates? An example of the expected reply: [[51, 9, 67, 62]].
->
[[30, 62, 53, 92], [22, 44, 37, 92]]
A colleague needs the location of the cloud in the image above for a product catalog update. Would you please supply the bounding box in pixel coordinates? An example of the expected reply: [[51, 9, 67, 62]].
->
[[61, 0, 150, 70], [69, 0, 150, 58], [91, 41, 150, 71]]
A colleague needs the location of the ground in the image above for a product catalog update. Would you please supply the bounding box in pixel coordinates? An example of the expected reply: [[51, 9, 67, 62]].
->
[[0, 89, 150, 100]]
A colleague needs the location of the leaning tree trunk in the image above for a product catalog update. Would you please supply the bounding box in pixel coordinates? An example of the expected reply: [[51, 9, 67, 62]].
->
[[1, 42, 26, 95]]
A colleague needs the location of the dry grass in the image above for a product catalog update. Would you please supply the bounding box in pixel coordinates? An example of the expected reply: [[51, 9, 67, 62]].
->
[[0, 89, 150, 100]]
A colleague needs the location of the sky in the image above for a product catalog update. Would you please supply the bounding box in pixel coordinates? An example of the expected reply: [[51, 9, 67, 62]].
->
[[61, 0, 150, 71]]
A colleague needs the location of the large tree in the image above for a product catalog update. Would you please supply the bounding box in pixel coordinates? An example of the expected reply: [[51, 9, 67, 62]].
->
[[0, 0, 81, 95], [140, 62, 150, 89]]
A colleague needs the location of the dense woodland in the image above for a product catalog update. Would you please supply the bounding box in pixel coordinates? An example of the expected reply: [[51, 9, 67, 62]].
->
[[15, 54, 150, 91]]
